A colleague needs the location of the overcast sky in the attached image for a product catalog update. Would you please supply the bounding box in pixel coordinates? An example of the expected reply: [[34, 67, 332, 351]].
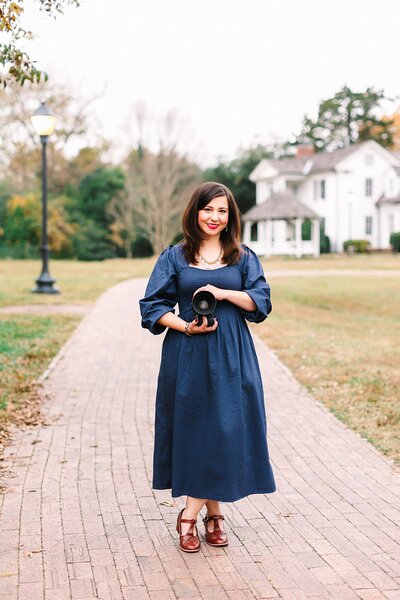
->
[[22, 0, 400, 166]]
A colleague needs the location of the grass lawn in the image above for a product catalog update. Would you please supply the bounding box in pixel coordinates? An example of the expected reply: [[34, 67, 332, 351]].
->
[[0, 252, 399, 308], [256, 275, 400, 466], [0, 253, 399, 468], [0, 314, 80, 464]]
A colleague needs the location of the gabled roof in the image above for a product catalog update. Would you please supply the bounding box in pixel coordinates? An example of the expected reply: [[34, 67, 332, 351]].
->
[[242, 192, 320, 221], [376, 194, 400, 206], [270, 144, 359, 175], [263, 157, 307, 175], [392, 152, 400, 175], [250, 141, 400, 181]]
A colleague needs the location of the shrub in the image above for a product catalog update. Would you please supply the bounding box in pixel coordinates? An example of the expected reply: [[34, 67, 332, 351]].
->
[[320, 233, 330, 254], [171, 231, 184, 245], [389, 232, 400, 252], [72, 219, 115, 261], [343, 239, 371, 253], [132, 236, 153, 257]]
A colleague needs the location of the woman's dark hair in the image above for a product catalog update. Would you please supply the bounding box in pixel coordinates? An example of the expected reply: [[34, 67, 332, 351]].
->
[[181, 181, 243, 266]]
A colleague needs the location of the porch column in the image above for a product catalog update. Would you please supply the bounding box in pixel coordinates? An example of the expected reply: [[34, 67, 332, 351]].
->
[[259, 220, 267, 254], [265, 219, 272, 257], [243, 221, 251, 245], [295, 217, 302, 258], [312, 218, 320, 257]]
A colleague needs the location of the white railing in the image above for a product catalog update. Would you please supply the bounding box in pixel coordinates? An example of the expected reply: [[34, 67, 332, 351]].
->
[[246, 240, 318, 257]]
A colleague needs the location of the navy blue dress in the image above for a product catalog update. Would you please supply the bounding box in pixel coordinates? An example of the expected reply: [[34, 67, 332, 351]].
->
[[139, 242, 276, 502]]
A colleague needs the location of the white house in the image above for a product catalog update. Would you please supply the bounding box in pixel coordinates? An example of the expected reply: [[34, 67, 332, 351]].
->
[[243, 140, 400, 256]]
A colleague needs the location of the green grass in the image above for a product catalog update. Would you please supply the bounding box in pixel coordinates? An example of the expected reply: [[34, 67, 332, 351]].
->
[[0, 257, 155, 308], [1, 254, 399, 467], [0, 314, 80, 436], [0, 252, 399, 308], [255, 275, 400, 465]]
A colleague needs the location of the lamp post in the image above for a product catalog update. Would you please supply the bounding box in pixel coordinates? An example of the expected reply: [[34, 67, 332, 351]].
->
[[30, 101, 60, 294]]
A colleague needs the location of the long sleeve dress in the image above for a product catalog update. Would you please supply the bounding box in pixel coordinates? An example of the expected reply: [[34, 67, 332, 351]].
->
[[139, 241, 276, 502]]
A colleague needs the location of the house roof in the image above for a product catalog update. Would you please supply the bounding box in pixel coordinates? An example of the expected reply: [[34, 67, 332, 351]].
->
[[269, 144, 359, 175], [376, 194, 400, 206], [392, 152, 400, 175], [242, 192, 320, 221], [250, 141, 400, 181]]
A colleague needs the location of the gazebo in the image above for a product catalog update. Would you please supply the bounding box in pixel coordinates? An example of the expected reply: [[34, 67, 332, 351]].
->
[[242, 192, 321, 257]]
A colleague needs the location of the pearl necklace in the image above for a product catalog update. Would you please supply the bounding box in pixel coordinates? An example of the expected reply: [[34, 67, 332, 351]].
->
[[198, 248, 223, 269]]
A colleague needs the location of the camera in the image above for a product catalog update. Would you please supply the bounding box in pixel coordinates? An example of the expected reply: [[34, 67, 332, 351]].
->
[[192, 290, 217, 327]]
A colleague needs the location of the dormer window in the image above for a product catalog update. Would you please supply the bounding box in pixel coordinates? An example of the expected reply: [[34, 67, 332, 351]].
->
[[365, 154, 374, 165], [303, 159, 313, 175]]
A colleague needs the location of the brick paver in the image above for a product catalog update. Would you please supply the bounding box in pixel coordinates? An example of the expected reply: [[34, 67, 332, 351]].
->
[[0, 278, 399, 600]]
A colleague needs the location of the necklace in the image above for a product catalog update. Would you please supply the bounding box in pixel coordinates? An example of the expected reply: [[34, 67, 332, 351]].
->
[[198, 248, 223, 269]]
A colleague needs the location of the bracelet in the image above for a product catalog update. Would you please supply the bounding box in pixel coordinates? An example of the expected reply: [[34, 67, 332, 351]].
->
[[184, 321, 192, 336]]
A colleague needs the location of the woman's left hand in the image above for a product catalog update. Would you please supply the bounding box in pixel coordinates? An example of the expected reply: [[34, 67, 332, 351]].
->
[[193, 284, 227, 301]]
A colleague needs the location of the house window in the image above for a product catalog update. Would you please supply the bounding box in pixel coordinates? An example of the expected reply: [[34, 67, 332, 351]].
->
[[319, 217, 326, 233], [365, 216, 372, 235], [250, 222, 258, 241], [313, 180, 326, 199], [365, 154, 374, 165], [365, 178, 373, 197], [388, 214, 394, 233]]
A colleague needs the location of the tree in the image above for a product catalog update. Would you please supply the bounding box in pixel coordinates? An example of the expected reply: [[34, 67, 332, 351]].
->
[[0, 0, 80, 87], [296, 86, 395, 152], [47, 195, 77, 256], [123, 105, 202, 255], [64, 166, 126, 260], [77, 167, 125, 228], [1, 193, 40, 253], [107, 184, 137, 258], [71, 218, 116, 261], [0, 192, 77, 257], [203, 142, 293, 215], [0, 80, 107, 194], [363, 110, 400, 152]]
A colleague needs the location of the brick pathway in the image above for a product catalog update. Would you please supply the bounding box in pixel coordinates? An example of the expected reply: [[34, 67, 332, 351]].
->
[[1, 278, 399, 600]]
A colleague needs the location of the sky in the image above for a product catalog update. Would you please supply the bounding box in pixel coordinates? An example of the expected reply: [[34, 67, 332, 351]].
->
[[21, 0, 400, 167]]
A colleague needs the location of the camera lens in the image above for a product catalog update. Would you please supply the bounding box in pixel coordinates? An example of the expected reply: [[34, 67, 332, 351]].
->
[[199, 300, 209, 310]]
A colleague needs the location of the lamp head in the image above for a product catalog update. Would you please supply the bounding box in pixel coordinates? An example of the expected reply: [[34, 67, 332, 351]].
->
[[31, 101, 57, 137]]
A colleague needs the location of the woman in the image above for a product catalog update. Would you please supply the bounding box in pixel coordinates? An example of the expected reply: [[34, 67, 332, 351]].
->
[[139, 181, 276, 553]]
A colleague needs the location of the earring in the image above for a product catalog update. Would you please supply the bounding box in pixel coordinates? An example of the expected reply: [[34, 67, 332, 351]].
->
[[225, 226, 229, 232]]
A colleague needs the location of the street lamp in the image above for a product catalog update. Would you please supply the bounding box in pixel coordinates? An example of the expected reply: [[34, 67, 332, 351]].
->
[[30, 101, 60, 294]]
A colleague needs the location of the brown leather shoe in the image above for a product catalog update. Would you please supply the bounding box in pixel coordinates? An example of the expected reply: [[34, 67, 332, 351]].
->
[[203, 513, 228, 546], [176, 508, 201, 552]]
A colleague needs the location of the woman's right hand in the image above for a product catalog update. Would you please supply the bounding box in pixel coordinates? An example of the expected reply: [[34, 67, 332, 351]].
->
[[187, 316, 218, 334]]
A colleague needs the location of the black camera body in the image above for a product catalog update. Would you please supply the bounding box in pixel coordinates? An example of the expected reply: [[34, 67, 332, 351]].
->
[[192, 290, 217, 327]]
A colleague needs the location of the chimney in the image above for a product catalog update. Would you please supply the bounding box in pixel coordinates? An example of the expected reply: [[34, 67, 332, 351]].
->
[[296, 144, 315, 159]]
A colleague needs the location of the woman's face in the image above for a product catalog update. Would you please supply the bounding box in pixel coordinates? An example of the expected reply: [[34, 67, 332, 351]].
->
[[197, 195, 229, 238]]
